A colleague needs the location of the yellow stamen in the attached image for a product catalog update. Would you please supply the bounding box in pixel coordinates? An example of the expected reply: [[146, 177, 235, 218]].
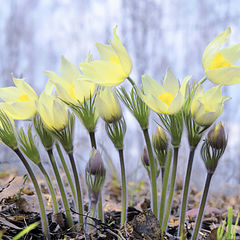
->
[[109, 56, 120, 64], [17, 94, 30, 102], [158, 92, 174, 106], [69, 84, 76, 98], [208, 53, 232, 70]]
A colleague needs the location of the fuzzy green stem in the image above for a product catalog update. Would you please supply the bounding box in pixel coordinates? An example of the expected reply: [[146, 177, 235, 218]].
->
[[162, 147, 179, 232], [68, 152, 84, 226], [143, 129, 158, 218], [55, 143, 77, 204], [179, 147, 196, 238], [159, 148, 172, 228], [192, 172, 213, 240], [38, 162, 59, 214], [161, 167, 165, 183], [47, 149, 73, 228], [119, 149, 127, 226], [89, 131, 104, 222], [88, 202, 97, 229], [14, 148, 49, 239]]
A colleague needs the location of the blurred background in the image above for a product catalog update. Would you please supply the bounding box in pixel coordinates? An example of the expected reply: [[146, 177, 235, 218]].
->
[[0, 0, 239, 195]]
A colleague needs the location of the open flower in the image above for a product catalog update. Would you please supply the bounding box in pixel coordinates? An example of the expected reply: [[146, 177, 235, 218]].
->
[[79, 26, 132, 86], [36, 82, 68, 131], [45, 55, 96, 105], [139, 68, 191, 114], [191, 85, 230, 126], [95, 87, 122, 123], [0, 76, 38, 119], [203, 27, 240, 85]]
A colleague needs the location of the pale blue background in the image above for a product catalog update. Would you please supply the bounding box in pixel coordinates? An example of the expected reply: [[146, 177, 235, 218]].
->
[[0, 0, 239, 194]]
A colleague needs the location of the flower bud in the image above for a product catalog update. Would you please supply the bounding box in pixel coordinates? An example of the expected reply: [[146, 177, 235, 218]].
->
[[141, 147, 150, 167], [207, 122, 227, 149], [152, 126, 168, 151], [86, 148, 106, 177], [95, 88, 122, 123], [85, 148, 106, 205]]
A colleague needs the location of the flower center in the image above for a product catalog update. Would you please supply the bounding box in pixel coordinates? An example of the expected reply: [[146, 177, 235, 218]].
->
[[158, 92, 174, 106], [208, 53, 232, 70], [69, 84, 76, 98], [109, 56, 120, 64], [17, 94, 30, 102]]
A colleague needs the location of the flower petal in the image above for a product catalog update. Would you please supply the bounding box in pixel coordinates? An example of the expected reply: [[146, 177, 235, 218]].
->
[[180, 75, 191, 97], [220, 43, 240, 64], [202, 27, 231, 69], [79, 60, 126, 86], [60, 56, 81, 83], [10, 101, 37, 120], [95, 42, 116, 61], [110, 26, 132, 76], [141, 74, 164, 96], [163, 68, 179, 96], [168, 92, 184, 114], [0, 87, 22, 102], [206, 66, 240, 85], [12, 77, 38, 100]]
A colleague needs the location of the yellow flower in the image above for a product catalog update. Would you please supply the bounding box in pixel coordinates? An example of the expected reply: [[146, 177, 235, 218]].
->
[[0, 76, 38, 120], [79, 26, 132, 86], [203, 27, 240, 84], [95, 88, 122, 123], [36, 82, 68, 131], [191, 85, 230, 126], [45, 55, 96, 105], [139, 68, 191, 114]]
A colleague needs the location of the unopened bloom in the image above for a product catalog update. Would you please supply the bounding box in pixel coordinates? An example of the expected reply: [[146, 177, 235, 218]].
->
[[36, 82, 68, 131], [207, 122, 227, 149], [152, 126, 168, 151], [139, 68, 191, 114], [45, 55, 96, 105], [95, 88, 122, 123], [201, 123, 227, 173], [203, 27, 240, 85], [141, 147, 150, 167], [79, 26, 132, 86], [0, 77, 38, 119], [191, 84, 230, 126]]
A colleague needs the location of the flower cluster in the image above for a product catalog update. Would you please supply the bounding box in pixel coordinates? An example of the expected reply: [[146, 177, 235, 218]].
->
[[0, 26, 238, 239]]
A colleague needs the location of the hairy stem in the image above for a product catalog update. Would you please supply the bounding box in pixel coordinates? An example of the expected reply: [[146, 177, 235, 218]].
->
[[162, 147, 179, 232], [179, 147, 196, 238], [143, 129, 158, 217], [119, 149, 127, 226], [47, 149, 73, 228], [192, 172, 213, 240], [38, 162, 59, 214], [14, 148, 50, 239], [68, 152, 84, 226], [55, 142, 77, 204]]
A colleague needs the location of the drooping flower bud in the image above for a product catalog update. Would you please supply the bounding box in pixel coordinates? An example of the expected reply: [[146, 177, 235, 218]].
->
[[207, 122, 227, 149], [141, 146, 150, 167]]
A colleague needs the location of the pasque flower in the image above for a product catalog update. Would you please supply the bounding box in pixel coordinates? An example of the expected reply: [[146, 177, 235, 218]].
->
[[95, 87, 122, 123], [203, 27, 240, 85], [191, 84, 230, 126], [36, 82, 68, 131], [79, 26, 132, 86], [45, 55, 96, 105], [139, 68, 191, 114], [0, 76, 38, 119]]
